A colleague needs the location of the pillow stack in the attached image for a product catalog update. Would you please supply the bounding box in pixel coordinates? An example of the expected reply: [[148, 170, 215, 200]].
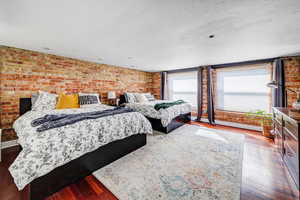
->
[[124, 92, 156, 103], [30, 91, 155, 111], [31, 91, 102, 111]]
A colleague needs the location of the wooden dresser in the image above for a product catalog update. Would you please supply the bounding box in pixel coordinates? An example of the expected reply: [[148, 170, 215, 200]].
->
[[273, 107, 299, 188]]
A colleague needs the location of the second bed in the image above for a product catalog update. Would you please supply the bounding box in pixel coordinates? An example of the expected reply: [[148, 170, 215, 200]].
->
[[120, 94, 191, 133]]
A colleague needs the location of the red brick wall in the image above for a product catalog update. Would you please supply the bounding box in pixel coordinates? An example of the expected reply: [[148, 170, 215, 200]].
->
[[151, 72, 161, 99], [0, 46, 155, 141], [283, 57, 300, 107]]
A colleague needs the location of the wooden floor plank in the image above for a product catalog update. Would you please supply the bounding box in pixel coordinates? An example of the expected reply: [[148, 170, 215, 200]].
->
[[0, 122, 299, 200]]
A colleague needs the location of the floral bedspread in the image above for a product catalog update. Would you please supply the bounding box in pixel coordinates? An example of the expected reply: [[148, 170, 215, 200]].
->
[[9, 104, 152, 190], [125, 100, 192, 127]]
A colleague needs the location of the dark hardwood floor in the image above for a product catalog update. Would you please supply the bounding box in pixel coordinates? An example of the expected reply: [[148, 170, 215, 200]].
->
[[0, 122, 299, 200]]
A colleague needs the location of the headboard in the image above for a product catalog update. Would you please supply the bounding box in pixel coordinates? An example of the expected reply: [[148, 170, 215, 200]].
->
[[119, 95, 127, 105], [20, 98, 32, 115], [19, 95, 103, 115]]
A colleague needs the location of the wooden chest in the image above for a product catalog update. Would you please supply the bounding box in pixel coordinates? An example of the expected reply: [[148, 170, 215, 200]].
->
[[273, 107, 299, 188]]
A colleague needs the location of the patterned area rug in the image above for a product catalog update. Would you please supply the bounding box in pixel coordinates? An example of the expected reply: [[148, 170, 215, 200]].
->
[[93, 125, 245, 200]]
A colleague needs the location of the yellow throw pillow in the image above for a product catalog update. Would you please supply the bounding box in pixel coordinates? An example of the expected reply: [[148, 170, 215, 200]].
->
[[56, 93, 80, 109]]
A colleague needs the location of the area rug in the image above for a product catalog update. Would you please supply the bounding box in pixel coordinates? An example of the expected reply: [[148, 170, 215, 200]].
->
[[93, 125, 245, 200]]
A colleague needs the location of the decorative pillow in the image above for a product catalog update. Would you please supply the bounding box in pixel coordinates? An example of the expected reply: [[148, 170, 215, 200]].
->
[[31, 93, 39, 106], [32, 91, 58, 111], [124, 92, 137, 103], [79, 93, 101, 108], [144, 93, 155, 101], [56, 94, 80, 109], [135, 93, 148, 103]]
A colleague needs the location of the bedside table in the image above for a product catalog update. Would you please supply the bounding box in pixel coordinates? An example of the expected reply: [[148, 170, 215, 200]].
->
[[108, 98, 119, 106]]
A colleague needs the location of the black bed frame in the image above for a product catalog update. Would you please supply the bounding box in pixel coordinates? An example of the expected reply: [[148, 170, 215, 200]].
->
[[19, 98, 146, 200], [119, 95, 191, 133]]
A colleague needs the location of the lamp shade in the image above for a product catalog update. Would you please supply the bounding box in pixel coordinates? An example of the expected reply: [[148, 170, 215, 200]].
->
[[108, 91, 116, 99]]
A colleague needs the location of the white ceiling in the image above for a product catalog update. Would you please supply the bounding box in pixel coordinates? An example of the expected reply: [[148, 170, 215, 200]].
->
[[1, 0, 300, 72]]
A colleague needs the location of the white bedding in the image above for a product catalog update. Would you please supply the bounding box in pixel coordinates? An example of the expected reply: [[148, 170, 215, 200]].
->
[[9, 104, 152, 190], [125, 100, 192, 127]]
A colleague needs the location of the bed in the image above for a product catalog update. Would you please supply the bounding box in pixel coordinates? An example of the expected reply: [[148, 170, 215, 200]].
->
[[120, 95, 191, 133], [12, 98, 152, 200]]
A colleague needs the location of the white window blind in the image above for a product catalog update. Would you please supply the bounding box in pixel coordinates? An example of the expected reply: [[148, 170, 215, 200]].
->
[[167, 71, 198, 110], [216, 64, 272, 113]]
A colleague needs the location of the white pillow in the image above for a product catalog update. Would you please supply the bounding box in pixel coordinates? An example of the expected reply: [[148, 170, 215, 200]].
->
[[79, 93, 101, 108], [124, 92, 137, 103], [144, 93, 156, 101], [135, 93, 148, 103], [31, 93, 39, 107], [32, 91, 57, 111]]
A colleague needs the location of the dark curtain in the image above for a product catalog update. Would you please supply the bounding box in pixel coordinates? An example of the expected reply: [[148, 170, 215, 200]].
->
[[196, 67, 203, 121], [160, 72, 167, 100], [207, 66, 215, 124], [273, 59, 285, 107]]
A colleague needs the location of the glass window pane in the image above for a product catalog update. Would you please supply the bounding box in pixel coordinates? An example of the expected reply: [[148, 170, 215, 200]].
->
[[216, 65, 271, 113], [167, 71, 198, 110], [173, 79, 197, 92]]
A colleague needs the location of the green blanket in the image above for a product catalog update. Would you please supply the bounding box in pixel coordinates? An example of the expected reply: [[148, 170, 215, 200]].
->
[[154, 100, 185, 110]]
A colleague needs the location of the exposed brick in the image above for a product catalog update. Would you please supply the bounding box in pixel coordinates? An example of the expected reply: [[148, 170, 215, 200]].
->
[[1, 45, 299, 141], [0, 46, 157, 141], [284, 57, 300, 108]]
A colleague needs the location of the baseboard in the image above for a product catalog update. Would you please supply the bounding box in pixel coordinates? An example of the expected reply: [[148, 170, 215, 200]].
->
[[199, 118, 262, 131], [1, 139, 19, 149]]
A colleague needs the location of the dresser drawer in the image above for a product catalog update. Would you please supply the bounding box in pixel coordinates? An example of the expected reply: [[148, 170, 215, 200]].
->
[[275, 129, 284, 155], [283, 140, 299, 188], [274, 120, 282, 136], [284, 117, 298, 138], [283, 128, 298, 154], [273, 108, 299, 189], [273, 110, 283, 125]]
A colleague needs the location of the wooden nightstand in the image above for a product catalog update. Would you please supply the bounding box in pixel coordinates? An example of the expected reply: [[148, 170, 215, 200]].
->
[[108, 98, 119, 106], [272, 107, 299, 188]]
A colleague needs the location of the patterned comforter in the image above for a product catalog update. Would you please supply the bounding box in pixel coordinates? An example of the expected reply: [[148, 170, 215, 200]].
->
[[125, 100, 192, 127], [9, 104, 152, 190]]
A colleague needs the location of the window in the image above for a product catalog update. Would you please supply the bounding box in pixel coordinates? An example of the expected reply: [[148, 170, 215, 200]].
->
[[216, 64, 272, 113], [167, 71, 197, 110]]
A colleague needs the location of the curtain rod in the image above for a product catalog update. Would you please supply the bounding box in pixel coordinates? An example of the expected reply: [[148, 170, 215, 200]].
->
[[211, 57, 277, 69], [164, 57, 278, 73]]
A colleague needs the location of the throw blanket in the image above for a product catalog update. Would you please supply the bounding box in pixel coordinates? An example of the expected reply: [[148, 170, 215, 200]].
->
[[154, 100, 185, 110], [32, 107, 134, 132]]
